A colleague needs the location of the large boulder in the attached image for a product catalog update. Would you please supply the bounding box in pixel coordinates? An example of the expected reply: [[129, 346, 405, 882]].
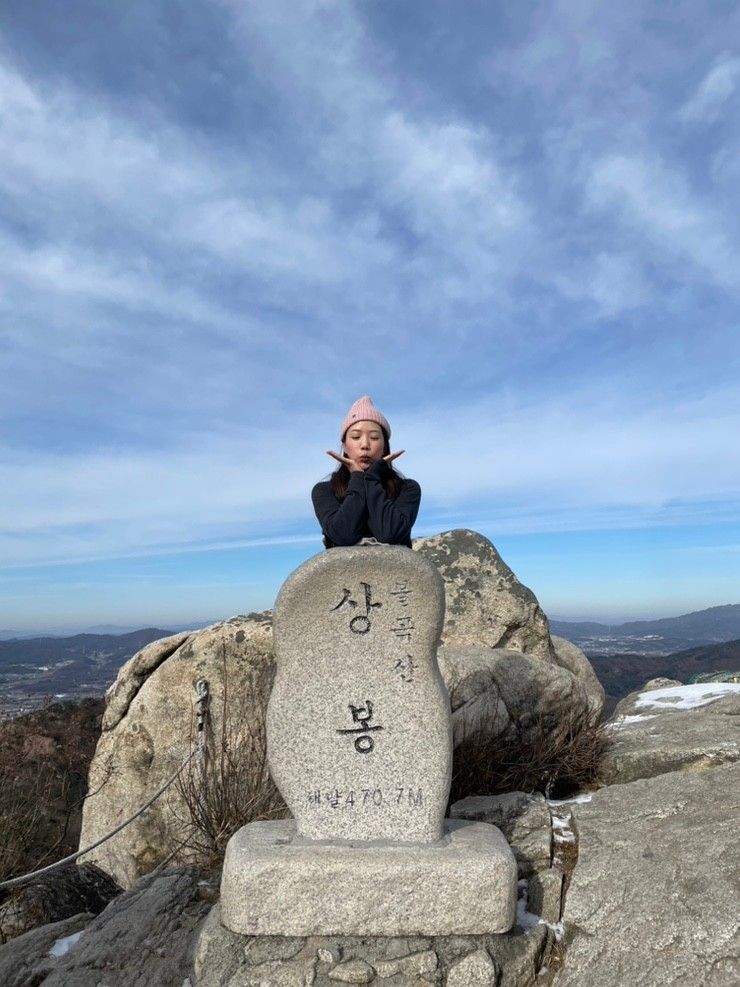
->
[[79, 613, 277, 888], [555, 760, 740, 986], [439, 646, 596, 750], [414, 531, 603, 722], [414, 530, 555, 661], [601, 679, 740, 785], [550, 636, 605, 718]]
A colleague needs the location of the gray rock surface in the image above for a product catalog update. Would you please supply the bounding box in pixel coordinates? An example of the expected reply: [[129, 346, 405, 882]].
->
[[555, 760, 740, 987], [439, 646, 594, 751], [0, 862, 120, 941], [439, 645, 512, 744], [449, 792, 566, 982], [194, 909, 442, 987], [550, 636, 605, 718], [238, 957, 320, 985], [193, 903, 267, 986], [194, 905, 558, 986], [220, 818, 517, 936], [103, 631, 191, 730], [2, 791, 559, 986], [414, 530, 555, 661], [0, 911, 92, 987], [327, 957, 375, 982], [446, 947, 497, 987], [79, 613, 277, 887], [601, 681, 740, 785], [41, 866, 210, 987], [617, 676, 683, 698], [373, 948, 438, 978], [268, 544, 450, 843], [490, 924, 552, 987], [450, 791, 552, 875], [526, 868, 564, 926]]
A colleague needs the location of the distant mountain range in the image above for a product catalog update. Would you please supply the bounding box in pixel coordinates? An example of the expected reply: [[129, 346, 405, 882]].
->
[[551, 603, 740, 656], [0, 628, 174, 664], [0, 619, 222, 640], [0, 628, 178, 715], [2, 604, 740, 720]]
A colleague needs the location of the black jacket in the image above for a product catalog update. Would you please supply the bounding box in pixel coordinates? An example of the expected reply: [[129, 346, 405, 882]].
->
[[311, 458, 421, 548]]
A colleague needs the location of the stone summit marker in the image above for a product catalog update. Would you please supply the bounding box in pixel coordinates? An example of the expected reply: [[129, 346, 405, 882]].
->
[[220, 544, 517, 936]]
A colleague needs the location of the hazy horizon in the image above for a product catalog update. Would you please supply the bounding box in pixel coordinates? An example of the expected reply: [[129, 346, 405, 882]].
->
[[2, 2, 739, 630], [3, 594, 740, 640]]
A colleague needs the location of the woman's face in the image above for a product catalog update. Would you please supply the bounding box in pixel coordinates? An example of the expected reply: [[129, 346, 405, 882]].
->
[[343, 420, 386, 470]]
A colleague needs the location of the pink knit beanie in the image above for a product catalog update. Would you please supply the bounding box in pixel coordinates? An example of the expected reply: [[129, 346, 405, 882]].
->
[[340, 395, 391, 442]]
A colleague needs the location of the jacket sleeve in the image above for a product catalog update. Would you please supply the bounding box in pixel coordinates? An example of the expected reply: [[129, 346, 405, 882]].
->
[[363, 459, 421, 544], [311, 474, 369, 546]]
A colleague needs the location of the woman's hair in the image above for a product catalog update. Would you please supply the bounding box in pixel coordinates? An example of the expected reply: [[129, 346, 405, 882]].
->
[[330, 432, 404, 502]]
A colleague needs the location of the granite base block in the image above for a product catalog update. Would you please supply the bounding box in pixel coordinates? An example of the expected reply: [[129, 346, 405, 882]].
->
[[220, 818, 517, 936]]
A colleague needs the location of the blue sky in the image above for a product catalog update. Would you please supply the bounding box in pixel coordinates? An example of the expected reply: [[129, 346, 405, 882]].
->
[[1, 1, 739, 633]]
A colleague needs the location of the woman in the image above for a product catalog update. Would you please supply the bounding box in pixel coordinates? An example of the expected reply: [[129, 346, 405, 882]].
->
[[311, 395, 421, 548]]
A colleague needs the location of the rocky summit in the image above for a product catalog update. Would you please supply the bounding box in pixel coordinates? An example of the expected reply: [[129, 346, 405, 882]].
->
[[1, 529, 737, 986], [78, 530, 603, 890]]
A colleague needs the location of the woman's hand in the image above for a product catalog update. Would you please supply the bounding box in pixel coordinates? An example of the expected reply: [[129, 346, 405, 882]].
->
[[325, 449, 405, 471], [325, 450, 364, 472]]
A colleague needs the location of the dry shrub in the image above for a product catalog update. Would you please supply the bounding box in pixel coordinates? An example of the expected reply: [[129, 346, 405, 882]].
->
[[172, 647, 288, 869], [0, 698, 104, 883], [0, 758, 59, 885], [448, 706, 613, 805]]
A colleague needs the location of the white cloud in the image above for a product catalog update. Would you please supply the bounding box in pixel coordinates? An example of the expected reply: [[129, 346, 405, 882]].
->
[[2, 1, 740, 590], [0, 59, 211, 215], [375, 112, 530, 271], [221, 0, 534, 304], [0, 41, 534, 397], [549, 251, 652, 316], [586, 154, 739, 289], [679, 53, 740, 124], [0, 233, 246, 330], [2, 380, 739, 568]]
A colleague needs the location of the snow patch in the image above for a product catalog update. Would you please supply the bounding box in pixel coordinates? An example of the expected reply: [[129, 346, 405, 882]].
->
[[516, 895, 540, 930], [516, 889, 566, 940], [48, 930, 83, 958], [553, 828, 575, 843], [634, 682, 740, 712], [551, 812, 576, 843], [547, 793, 593, 806], [606, 713, 658, 729], [542, 919, 566, 941]]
